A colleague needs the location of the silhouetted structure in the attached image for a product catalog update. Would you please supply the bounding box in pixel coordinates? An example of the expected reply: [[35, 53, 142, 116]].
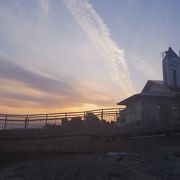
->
[[61, 118, 69, 126], [69, 116, 83, 126], [84, 112, 100, 126]]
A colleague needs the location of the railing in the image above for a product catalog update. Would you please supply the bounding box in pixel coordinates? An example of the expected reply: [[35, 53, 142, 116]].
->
[[0, 108, 124, 130], [1, 105, 180, 136]]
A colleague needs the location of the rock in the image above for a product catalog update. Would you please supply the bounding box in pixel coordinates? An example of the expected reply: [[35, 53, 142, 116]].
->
[[174, 152, 180, 158]]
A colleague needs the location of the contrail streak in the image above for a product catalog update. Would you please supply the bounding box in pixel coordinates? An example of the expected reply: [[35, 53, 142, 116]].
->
[[64, 0, 135, 96]]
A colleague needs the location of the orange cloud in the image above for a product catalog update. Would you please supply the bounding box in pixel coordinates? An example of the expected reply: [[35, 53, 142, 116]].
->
[[0, 55, 117, 114]]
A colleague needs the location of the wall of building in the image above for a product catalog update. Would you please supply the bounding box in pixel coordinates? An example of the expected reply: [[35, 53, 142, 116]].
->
[[121, 97, 180, 128], [140, 97, 180, 127], [122, 100, 143, 126]]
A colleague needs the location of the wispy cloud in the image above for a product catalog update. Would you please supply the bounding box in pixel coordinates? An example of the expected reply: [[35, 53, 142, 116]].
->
[[38, 0, 49, 20], [0, 55, 76, 97], [64, 0, 135, 96], [126, 53, 161, 79]]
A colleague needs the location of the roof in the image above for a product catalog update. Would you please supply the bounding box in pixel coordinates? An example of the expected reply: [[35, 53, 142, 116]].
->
[[117, 80, 179, 105], [117, 93, 174, 105], [141, 80, 170, 94], [149, 80, 163, 85], [165, 47, 179, 58]]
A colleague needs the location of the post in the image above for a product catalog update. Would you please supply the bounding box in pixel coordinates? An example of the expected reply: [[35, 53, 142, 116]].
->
[[115, 111, 118, 122], [3, 115, 7, 131], [45, 114, 48, 125], [119, 108, 121, 123], [83, 112, 86, 121], [101, 109, 103, 121], [55, 116, 57, 125], [25, 115, 29, 129], [100, 109, 104, 139]]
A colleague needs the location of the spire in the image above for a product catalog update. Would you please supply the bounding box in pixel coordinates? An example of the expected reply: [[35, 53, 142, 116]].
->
[[165, 47, 179, 58], [163, 47, 180, 88]]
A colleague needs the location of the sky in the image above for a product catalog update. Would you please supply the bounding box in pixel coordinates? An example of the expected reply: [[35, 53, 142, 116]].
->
[[0, 0, 180, 114]]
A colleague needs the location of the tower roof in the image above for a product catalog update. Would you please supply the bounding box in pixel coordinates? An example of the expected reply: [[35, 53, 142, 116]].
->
[[165, 47, 179, 58]]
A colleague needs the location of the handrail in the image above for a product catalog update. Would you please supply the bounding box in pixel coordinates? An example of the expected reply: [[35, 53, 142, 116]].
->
[[0, 104, 180, 131], [0, 107, 124, 130], [0, 107, 123, 117]]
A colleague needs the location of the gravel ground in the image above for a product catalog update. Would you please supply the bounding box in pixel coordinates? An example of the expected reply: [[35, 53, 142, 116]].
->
[[0, 152, 180, 180]]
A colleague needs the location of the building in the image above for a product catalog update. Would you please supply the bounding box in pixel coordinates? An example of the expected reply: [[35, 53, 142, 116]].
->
[[117, 47, 180, 128]]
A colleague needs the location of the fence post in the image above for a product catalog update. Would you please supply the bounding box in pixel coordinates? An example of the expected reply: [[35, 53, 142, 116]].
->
[[55, 116, 57, 125], [46, 114, 48, 125], [100, 109, 104, 139], [119, 108, 121, 122], [3, 115, 7, 131], [101, 109, 103, 121], [83, 112, 86, 121], [25, 115, 29, 129], [115, 111, 118, 122]]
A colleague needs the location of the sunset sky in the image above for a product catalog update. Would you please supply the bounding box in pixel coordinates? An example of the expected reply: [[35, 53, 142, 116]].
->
[[0, 0, 180, 114]]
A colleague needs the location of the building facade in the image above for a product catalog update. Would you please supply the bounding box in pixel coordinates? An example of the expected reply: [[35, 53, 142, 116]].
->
[[117, 47, 180, 128]]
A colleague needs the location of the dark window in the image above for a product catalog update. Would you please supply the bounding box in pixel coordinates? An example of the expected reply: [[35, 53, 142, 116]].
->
[[173, 70, 177, 86]]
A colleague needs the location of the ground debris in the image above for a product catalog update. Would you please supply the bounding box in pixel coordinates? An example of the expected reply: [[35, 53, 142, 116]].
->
[[0, 152, 179, 180]]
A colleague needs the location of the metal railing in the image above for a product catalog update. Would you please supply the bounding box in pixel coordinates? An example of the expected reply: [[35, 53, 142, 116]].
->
[[0, 108, 124, 130], [0, 105, 180, 137]]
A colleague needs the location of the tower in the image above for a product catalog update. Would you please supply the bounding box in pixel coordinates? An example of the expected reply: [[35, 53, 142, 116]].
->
[[162, 47, 180, 88]]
